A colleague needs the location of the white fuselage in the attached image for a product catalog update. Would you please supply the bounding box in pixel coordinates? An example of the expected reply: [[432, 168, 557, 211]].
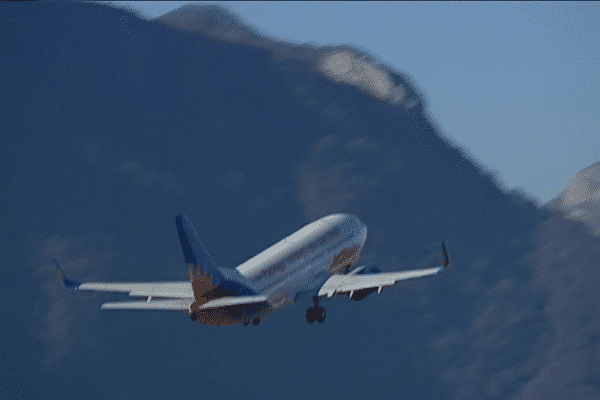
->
[[236, 214, 367, 309]]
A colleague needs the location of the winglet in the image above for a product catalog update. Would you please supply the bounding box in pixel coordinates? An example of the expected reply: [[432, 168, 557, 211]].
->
[[440, 242, 451, 270], [53, 259, 80, 291]]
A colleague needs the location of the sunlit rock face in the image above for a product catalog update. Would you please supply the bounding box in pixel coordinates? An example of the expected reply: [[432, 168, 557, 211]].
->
[[545, 161, 600, 236]]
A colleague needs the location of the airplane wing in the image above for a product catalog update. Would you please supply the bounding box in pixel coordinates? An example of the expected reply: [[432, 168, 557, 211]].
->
[[78, 282, 194, 298], [318, 242, 451, 298], [76, 281, 268, 311], [318, 267, 442, 298], [100, 295, 269, 311]]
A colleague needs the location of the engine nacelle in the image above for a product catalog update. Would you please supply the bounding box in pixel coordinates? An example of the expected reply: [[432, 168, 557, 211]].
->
[[348, 265, 381, 301], [349, 264, 381, 275]]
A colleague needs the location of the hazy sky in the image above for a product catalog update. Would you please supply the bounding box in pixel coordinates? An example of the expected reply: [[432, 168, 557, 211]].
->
[[97, 1, 600, 205]]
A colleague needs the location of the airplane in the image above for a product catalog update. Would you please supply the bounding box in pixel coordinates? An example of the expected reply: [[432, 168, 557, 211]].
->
[[58, 213, 450, 325]]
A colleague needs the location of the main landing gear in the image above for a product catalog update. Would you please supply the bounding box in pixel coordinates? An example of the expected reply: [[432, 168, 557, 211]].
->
[[306, 295, 326, 323]]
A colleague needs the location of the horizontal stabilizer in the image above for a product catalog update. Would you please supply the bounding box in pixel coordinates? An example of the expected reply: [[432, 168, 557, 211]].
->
[[102, 299, 193, 310], [198, 294, 269, 309], [101, 295, 268, 311], [79, 282, 194, 298]]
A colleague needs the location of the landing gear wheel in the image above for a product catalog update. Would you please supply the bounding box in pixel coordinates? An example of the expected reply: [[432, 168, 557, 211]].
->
[[252, 317, 260, 326], [306, 308, 316, 323], [315, 306, 326, 323], [243, 321, 249, 326], [306, 306, 326, 323]]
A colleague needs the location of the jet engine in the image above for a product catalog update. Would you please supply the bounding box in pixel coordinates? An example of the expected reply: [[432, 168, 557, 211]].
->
[[348, 264, 381, 301], [350, 264, 381, 275]]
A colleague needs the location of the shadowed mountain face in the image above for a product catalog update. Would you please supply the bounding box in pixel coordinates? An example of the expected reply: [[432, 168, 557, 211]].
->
[[2, 3, 599, 400]]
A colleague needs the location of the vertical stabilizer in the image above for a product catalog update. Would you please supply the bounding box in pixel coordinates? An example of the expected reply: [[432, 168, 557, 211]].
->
[[175, 214, 256, 305], [175, 214, 224, 301]]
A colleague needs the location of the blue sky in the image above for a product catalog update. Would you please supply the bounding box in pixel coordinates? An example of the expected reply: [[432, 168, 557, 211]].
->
[[97, 1, 599, 205]]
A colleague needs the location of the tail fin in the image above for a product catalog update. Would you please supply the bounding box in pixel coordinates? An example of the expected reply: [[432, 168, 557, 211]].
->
[[175, 214, 257, 301], [175, 214, 225, 298]]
